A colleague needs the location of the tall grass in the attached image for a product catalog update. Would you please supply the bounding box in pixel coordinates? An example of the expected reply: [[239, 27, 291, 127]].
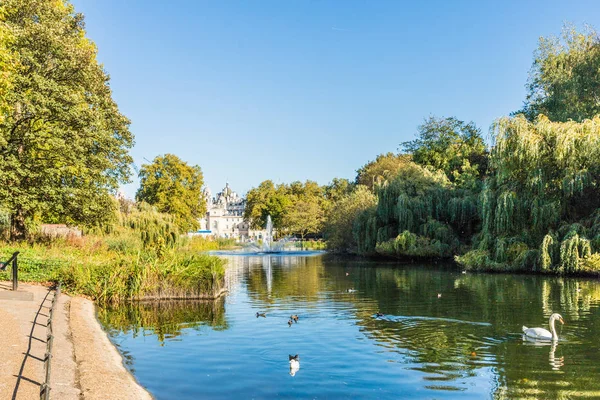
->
[[0, 203, 232, 303]]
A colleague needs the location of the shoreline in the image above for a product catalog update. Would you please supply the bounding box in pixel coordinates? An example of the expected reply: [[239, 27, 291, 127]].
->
[[323, 253, 600, 278], [0, 282, 153, 400], [69, 296, 154, 400]]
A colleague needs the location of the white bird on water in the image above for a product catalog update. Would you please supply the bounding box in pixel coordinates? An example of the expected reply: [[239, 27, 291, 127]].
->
[[522, 313, 564, 341], [289, 354, 300, 376]]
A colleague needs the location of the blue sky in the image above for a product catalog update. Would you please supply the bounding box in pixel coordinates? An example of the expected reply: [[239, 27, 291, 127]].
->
[[73, 0, 599, 197]]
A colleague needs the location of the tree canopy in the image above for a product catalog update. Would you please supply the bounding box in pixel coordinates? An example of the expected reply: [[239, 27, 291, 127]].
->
[[401, 116, 488, 189], [244, 179, 332, 238], [136, 154, 205, 232], [355, 153, 411, 191], [517, 24, 600, 122], [0, 0, 133, 240]]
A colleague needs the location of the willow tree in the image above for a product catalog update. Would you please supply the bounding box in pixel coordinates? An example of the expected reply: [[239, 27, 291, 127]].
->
[[324, 185, 375, 253], [458, 115, 600, 272], [353, 160, 477, 258], [0, 0, 133, 240]]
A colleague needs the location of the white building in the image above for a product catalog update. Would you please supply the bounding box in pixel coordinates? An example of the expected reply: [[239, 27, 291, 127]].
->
[[198, 183, 265, 241]]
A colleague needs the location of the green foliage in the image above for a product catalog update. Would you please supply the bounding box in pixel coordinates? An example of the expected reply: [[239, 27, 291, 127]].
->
[[244, 180, 290, 230], [244, 179, 330, 238], [324, 178, 354, 203], [0, 0, 133, 240], [353, 206, 378, 256], [0, 231, 227, 304], [455, 250, 505, 271], [57, 251, 225, 304], [458, 115, 600, 273], [355, 153, 411, 191], [284, 199, 324, 239], [136, 154, 205, 232], [353, 161, 468, 258], [518, 24, 600, 122], [324, 185, 376, 253], [401, 116, 488, 188], [376, 230, 453, 259]]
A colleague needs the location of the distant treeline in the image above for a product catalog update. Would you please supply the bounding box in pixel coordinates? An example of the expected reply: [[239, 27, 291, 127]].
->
[[244, 25, 600, 274]]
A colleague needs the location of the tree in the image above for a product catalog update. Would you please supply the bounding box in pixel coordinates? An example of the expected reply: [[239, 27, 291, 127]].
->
[[355, 153, 411, 191], [401, 116, 488, 189], [284, 199, 324, 241], [244, 180, 291, 230], [517, 24, 600, 122], [0, 0, 134, 240], [0, 12, 16, 125], [324, 178, 354, 204], [136, 154, 205, 232], [458, 115, 600, 272], [324, 185, 376, 253]]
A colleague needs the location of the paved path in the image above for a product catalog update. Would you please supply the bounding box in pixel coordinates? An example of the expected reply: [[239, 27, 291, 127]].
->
[[0, 283, 54, 400], [0, 282, 152, 400]]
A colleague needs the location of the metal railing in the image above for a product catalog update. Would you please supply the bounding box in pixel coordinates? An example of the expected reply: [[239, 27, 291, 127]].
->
[[39, 283, 60, 400], [0, 251, 20, 290]]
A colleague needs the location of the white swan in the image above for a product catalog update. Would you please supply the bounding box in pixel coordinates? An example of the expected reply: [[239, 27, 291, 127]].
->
[[522, 313, 564, 341]]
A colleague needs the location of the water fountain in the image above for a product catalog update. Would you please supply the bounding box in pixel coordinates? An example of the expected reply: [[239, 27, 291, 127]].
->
[[210, 215, 323, 256], [249, 215, 289, 253], [260, 215, 288, 253]]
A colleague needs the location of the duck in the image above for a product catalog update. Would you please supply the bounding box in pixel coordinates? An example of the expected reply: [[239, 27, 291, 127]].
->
[[375, 312, 384, 318], [256, 312, 266, 318], [289, 354, 300, 376], [290, 315, 299, 323], [522, 313, 564, 341], [288, 319, 293, 327], [347, 288, 357, 293]]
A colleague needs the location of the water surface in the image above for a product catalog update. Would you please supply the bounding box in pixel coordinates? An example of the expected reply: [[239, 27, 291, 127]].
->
[[99, 255, 600, 399]]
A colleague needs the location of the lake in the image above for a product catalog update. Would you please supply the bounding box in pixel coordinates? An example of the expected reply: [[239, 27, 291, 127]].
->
[[98, 253, 600, 399]]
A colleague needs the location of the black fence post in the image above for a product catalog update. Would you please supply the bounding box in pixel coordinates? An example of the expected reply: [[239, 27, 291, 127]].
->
[[12, 252, 18, 291]]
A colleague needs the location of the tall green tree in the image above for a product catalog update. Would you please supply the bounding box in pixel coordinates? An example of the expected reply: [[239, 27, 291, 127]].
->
[[136, 154, 205, 232], [0, 0, 134, 240], [355, 153, 411, 191], [518, 25, 600, 122], [244, 180, 291, 230], [284, 199, 324, 241], [401, 116, 488, 189]]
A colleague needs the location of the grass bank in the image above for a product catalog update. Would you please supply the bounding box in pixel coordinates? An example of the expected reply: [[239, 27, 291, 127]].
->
[[0, 235, 234, 303], [0, 202, 239, 303]]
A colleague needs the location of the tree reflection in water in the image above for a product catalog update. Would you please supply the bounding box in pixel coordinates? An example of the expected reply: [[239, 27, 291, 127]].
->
[[98, 298, 227, 344], [240, 257, 600, 398]]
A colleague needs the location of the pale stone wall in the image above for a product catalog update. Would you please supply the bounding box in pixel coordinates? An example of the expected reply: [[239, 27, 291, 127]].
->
[[198, 183, 267, 240]]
